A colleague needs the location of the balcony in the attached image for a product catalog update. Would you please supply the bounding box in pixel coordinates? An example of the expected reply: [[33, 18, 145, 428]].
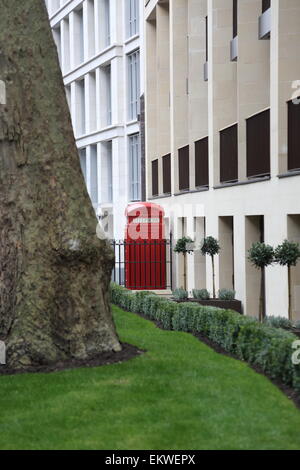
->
[[259, 7, 271, 39], [230, 36, 238, 62]]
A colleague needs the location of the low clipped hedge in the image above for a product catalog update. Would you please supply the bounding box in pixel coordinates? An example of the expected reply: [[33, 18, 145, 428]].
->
[[110, 283, 300, 395]]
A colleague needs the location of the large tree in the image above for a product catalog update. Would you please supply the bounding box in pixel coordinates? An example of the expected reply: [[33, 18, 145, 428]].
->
[[0, 0, 121, 369]]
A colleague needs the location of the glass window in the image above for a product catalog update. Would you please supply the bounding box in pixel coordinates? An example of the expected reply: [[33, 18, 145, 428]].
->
[[129, 134, 141, 201], [126, 0, 139, 38], [128, 50, 140, 121]]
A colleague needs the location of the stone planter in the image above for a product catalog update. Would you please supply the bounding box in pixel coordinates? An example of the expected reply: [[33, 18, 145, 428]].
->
[[188, 298, 243, 314], [171, 298, 243, 314]]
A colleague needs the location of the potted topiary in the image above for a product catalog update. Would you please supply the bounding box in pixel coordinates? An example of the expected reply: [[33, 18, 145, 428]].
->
[[200, 236, 220, 299], [174, 236, 194, 291], [248, 242, 274, 322], [275, 240, 300, 321]]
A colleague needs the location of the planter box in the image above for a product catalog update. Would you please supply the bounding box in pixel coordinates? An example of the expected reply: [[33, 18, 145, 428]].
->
[[172, 298, 243, 314], [188, 298, 243, 314], [285, 328, 300, 339]]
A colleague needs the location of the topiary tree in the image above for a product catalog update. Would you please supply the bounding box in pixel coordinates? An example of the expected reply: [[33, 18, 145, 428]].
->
[[200, 237, 220, 299], [248, 243, 274, 322], [275, 240, 300, 321], [174, 237, 194, 290]]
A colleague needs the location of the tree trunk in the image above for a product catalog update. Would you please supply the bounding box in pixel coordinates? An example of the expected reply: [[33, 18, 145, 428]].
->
[[259, 268, 265, 322], [288, 265, 292, 321], [0, 0, 121, 370], [212, 256, 216, 299], [183, 253, 187, 291]]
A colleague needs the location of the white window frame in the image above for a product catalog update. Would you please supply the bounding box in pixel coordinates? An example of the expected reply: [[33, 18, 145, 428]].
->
[[129, 133, 141, 201], [126, 0, 139, 38], [128, 50, 140, 121]]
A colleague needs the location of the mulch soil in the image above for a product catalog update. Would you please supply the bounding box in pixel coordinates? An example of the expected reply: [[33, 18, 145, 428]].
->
[[0, 342, 144, 377]]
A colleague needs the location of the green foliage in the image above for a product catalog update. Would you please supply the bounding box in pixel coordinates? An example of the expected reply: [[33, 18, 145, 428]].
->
[[275, 240, 300, 267], [172, 288, 189, 301], [218, 289, 236, 300], [248, 242, 275, 269], [264, 316, 293, 330], [192, 288, 210, 300], [200, 236, 220, 257], [174, 237, 194, 254], [294, 320, 300, 329], [111, 283, 300, 396]]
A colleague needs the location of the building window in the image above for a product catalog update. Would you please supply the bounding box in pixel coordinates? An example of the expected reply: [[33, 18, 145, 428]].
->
[[129, 134, 141, 201], [104, 0, 111, 47], [74, 7, 84, 65], [178, 145, 190, 191], [152, 159, 159, 197], [262, 0, 271, 13], [90, 145, 98, 208], [77, 78, 86, 136], [162, 154, 171, 194], [126, 0, 139, 38], [220, 124, 238, 184], [102, 141, 113, 203], [195, 137, 209, 187], [288, 100, 300, 171], [79, 148, 87, 183], [104, 64, 112, 126], [205, 16, 208, 62], [247, 109, 270, 178], [233, 0, 238, 38], [128, 50, 140, 121]]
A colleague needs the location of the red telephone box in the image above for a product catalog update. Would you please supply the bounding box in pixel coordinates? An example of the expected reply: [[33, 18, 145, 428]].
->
[[125, 202, 166, 290]]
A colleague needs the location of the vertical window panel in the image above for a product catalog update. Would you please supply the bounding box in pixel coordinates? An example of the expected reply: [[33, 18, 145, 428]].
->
[[178, 145, 190, 191], [195, 137, 209, 187], [246, 110, 270, 178], [163, 154, 171, 194], [220, 124, 238, 183], [152, 159, 159, 197]]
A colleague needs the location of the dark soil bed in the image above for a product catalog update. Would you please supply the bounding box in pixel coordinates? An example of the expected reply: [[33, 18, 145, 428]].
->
[[0, 342, 144, 377], [131, 310, 300, 410]]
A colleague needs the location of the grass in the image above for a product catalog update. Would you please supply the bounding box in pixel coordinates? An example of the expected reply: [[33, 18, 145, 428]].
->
[[0, 305, 300, 450]]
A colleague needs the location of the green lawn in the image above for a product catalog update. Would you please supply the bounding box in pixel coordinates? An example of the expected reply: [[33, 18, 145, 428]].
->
[[0, 305, 300, 450]]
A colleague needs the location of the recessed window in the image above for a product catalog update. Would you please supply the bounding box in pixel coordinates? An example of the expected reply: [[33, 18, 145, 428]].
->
[[262, 0, 271, 13], [178, 146, 190, 191], [233, 0, 238, 38], [288, 99, 300, 171], [152, 159, 159, 197], [126, 0, 139, 38], [128, 50, 140, 121], [129, 134, 141, 201], [195, 137, 209, 187], [220, 125, 238, 184], [246, 109, 270, 178], [162, 154, 171, 194]]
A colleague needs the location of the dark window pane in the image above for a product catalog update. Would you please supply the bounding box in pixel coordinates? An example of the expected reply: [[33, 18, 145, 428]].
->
[[178, 145, 190, 191], [233, 0, 238, 38], [195, 137, 209, 187], [288, 100, 300, 171], [262, 0, 271, 13], [152, 159, 158, 196], [220, 124, 238, 183], [162, 154, 171, 194], [247, 109, 270, 178]]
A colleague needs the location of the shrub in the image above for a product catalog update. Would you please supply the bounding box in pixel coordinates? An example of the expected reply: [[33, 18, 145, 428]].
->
[[111, 283, 300, 396], [275, 240, 300, 321], [294, 320, 300, 329], [264, 316, 293, 330], [218, 289, 236, 301], [192, 289, 210, 300], [172, 288, 188, 301]]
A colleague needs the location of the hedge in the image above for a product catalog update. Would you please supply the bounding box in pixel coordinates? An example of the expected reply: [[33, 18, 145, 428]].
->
[[110, 283, 300, 395]]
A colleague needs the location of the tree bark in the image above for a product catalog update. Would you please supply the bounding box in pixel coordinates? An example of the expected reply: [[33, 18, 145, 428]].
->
[[0, 0, 121, 369], [288, 265, 292, 321], [212, 256, 216, 299], [259, 268, 265, 322]]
